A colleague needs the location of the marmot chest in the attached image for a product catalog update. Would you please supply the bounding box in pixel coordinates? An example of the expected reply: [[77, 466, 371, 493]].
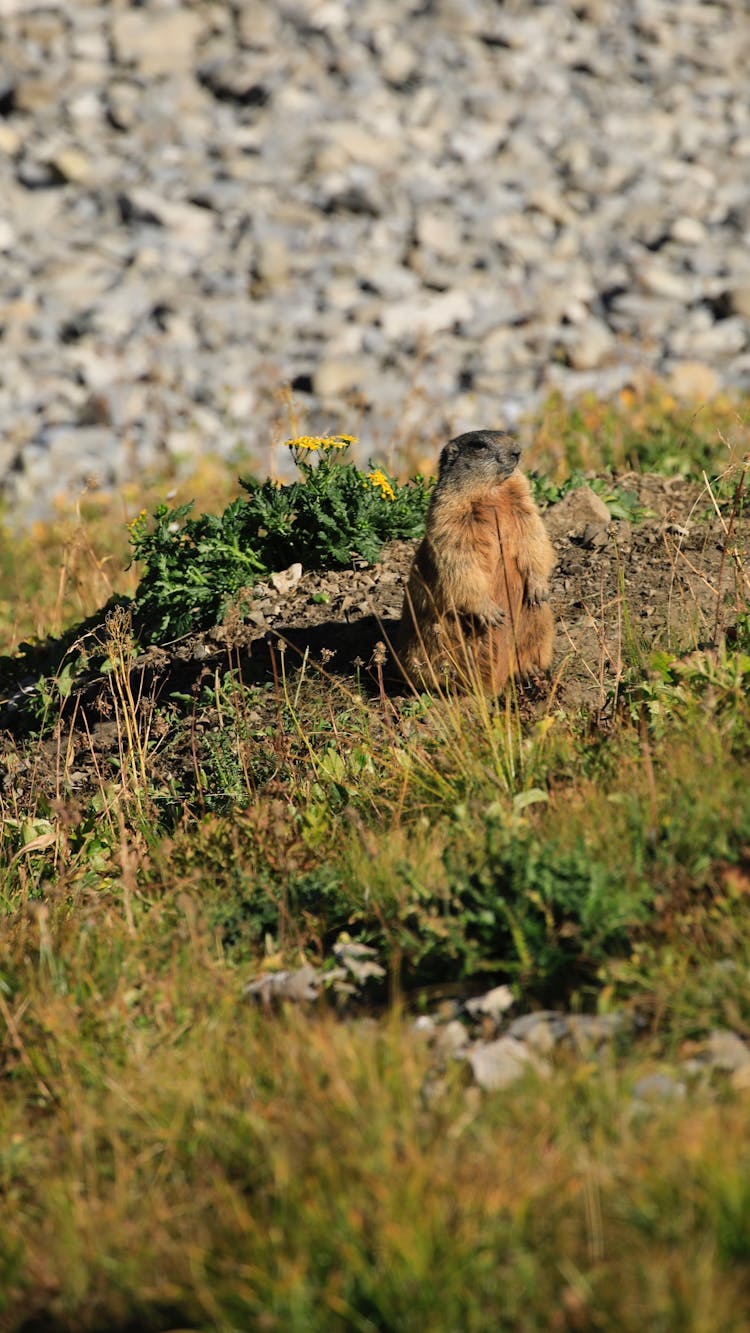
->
[[463, 497, 521, 569]]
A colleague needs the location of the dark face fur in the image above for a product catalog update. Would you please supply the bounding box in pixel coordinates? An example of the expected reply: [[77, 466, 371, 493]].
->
[[437, 430, 521, 489]]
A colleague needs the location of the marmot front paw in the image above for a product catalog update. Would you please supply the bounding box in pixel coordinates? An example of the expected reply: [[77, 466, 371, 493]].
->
[[457, 605, 505, 632], [524, 578, 549, 608]]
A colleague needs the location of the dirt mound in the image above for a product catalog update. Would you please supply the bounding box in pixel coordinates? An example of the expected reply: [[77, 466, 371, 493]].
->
[[2, 474, 747, 807]]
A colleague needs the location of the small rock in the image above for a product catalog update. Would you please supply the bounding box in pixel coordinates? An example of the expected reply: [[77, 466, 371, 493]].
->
[[106, 81, 140, 131], [0, 218, 16, 250], [0, 124, 21, 155], [508, 1012, 566, 1055], [567, 319, 615, 371], [416, 212, 462, 256], [112, 10, 204, 76], [17, 156, 59, 190], [670, 216, 707, 246], [727, 284, 750, 322], [118, 189, 215, 240], [13, 78, 61, 113], [706, 1029, 750, 1074], [198, 57, 270, 106], [245, 965, 321, 1005], [254, 236, 290, 289], [674, 319, 747, 358], [632, 1073, 687, 1104], [381, 290, 474, 340], [435, 1019, 470, 1058], [639, 263, 694, 302], [332, 940, 385, 983], [565, 1013, 625, 1049], [464, 985, 515, 1021], [270, 563, 303, 596], [236, 6, 277, 48], [583, 523, 610, 548], [314, 359, 368, 397], [544, 486, 612, 542], [667, 360, 721, 401], [413, 1015, 435, 1035], [50, 148, 91, 185], [508, 1011, 567, 1044], [381, 41, 418, 87], [469, 1036, 548, 1091]]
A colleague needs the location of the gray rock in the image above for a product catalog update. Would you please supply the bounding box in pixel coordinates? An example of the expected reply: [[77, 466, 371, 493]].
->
[[671, 317, 748, 358], [670, 216, 707, 246], [313, 356, 368, 397], [269, 563, 303, 596], [49, 148, 91, 184], [245, 965, 321, 1005], [435, 1019, 470, 1059], [566, 318, 616, 371], [381, 290, 474, 340], [16, 155, 59, 189], [565, 1013, 626, 1048], [583, 523, 610, 548], [464, 985, 515, 1022], [469, 1036, 549, 1091], [667, 360, 722, 400], [507, 1010, 568, 1044], [198, 56, 271, 106], [544, 485, 612, 542], [105, 81, 140, 131], [728, 284, 750, 321], [118, 189, 215, 242], [111, 10, 204, 76], [632, 1073, 687, 1104], [0, 217, 16, 250], [705, 1029, 750, 1074], [638, 262, 695, 303]]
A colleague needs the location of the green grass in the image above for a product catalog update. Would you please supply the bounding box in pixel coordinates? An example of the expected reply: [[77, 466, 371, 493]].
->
[[2, 385, 750, 1330]]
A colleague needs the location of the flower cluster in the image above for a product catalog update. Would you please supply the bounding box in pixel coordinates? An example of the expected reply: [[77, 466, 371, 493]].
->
[[366, 468, 395, 501], [127, 508, 148, 535], [283, 434, 357, 453]]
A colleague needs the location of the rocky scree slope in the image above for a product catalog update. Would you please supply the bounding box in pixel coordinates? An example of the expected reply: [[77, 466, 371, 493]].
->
[[0, 0, 749, 522]]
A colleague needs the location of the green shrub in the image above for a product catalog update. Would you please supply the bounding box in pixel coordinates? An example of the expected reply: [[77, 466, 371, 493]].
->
[[437, 818, 651, 997], [130, 435, 431, 642]]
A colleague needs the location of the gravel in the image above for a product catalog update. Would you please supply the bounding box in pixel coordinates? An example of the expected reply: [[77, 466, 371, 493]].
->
[[1, 0, 749, 523]]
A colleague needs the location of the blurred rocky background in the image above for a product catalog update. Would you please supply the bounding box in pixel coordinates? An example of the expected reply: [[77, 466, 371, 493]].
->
[[0, 0, 749, 523]]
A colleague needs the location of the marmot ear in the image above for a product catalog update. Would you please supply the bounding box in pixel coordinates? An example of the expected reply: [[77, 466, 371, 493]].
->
[[439, 440, 460, 472]]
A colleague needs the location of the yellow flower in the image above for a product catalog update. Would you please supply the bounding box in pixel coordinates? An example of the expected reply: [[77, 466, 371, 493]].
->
[[284, 433, 357, 452], [286, 435, 320, 452], [127, 508, 148, 534], [367, 468, 395, 501], [325, 434, 357, 449]]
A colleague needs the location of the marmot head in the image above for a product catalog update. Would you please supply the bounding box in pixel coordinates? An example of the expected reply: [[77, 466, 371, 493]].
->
[[437, 430, 521, 490]]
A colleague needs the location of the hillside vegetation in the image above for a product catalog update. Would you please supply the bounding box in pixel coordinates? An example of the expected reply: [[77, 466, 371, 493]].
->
[[2, 387, 750, 1332]]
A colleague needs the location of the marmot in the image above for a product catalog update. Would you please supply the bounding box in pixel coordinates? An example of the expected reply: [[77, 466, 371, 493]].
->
[[396, 430, 555, 693]]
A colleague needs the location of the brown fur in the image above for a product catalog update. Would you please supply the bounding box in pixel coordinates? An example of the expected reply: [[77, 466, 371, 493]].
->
[[397, 441, 555, 694]]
